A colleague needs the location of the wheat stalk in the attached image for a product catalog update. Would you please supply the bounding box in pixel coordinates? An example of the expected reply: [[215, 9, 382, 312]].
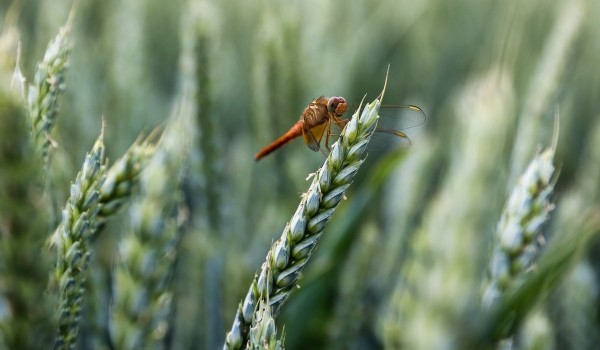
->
[[224, 75, 387, 349], [49, 125, 107, 349]]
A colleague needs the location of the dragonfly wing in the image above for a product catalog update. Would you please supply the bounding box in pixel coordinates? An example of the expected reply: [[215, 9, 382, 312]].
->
[[303, 122, 327, 152], [369, 128, 412, 152], [378, 105, 427, 130], [369, 106, 424, 152]]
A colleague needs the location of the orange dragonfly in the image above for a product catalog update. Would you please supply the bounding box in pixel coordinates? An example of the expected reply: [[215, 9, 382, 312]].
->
[[254, 96, 426, 161]]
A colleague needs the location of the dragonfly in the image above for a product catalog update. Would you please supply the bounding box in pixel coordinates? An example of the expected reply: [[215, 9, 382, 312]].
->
[[254, 96, 426, 161]]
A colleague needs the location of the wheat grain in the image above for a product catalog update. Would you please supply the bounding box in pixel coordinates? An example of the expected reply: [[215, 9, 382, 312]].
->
[[247, 298, 285, 350]]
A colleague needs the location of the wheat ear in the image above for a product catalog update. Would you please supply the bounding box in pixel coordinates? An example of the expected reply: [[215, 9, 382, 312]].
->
[[27, 11, 74, 166], [483, 126, 558, 308], [95, 131, 160, 237], [224, 75, 388, 349], [49, 125, 107, 349]]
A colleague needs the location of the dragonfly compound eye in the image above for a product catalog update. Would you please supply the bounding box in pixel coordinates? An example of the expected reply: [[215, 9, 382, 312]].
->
[[327, 96, 347, 116]]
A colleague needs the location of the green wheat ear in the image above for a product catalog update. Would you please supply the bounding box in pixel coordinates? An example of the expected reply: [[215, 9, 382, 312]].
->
[[95, 129, 161, 238], [110, 98, 194, 349], [26, 10, 74, 167], [483, 121, 559, 309], [224, 72, 389, 350], [49, 124, 107, 349]]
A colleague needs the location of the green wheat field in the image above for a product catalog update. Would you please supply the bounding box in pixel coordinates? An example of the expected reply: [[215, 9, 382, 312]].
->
[[1, 0, 599, 349]]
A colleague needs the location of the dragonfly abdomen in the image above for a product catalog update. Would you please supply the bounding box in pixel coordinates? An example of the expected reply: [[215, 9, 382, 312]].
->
[[254, 121, 305, 161]]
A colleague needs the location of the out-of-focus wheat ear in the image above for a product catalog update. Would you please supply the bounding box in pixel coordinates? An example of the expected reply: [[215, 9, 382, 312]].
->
[[223, 78, 385, 350], [483, 126, 558, 309], [26, 10, 74, 168], [381, 68, 514, 349], [459, 213, 600, 349], [48, 124, 107, 350], [110, 96, 195, 349], [94, 129, 161, 238], [517, 308, 555, 350], [508, 0, 584, 187], [550, 261, 598, 349]]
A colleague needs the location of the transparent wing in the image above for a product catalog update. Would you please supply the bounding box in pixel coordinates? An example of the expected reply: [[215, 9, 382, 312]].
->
[[378, 105, 427, 130], [369, 105, 426, 151]]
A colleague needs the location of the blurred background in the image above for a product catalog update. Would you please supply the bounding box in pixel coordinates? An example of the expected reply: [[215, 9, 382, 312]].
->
[[1, 0, 599, 348]]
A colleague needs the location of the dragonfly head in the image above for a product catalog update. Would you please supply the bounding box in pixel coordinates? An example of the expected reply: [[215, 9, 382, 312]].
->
[[327, 96, 348, 117]]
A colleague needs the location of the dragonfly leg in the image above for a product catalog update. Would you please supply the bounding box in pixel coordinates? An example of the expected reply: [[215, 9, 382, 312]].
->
[[325, 119, 336, 152], [331, 115, 348, 129]]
